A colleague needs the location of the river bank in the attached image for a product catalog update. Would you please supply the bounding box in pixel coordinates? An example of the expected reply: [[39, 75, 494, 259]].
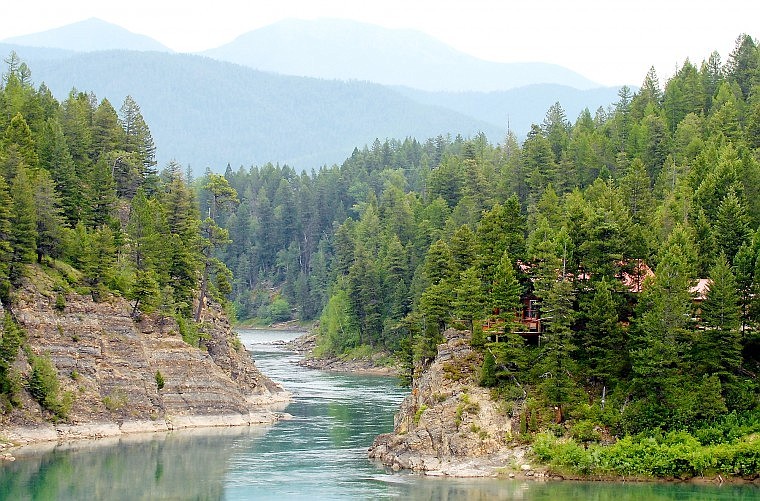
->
[[0, 271, 292, 457], [367, 328, 760, 485], [285, 332, 399, 376]]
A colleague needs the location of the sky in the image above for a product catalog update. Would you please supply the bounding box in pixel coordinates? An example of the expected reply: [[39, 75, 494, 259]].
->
[[1, 0, 758, 87]]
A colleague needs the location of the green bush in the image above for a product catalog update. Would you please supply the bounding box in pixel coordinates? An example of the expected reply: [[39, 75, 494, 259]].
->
[[54, 293, 66, 312], [570, 419, 601, 443], [28, 353, 72, 419], [177, 315, 206, 347], [155, 370, 165, 390], [268, 297, 291, 322], [103, 390, 127, 411]]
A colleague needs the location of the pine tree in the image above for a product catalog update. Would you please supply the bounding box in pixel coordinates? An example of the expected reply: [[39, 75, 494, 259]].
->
[[627, 245, 694, 430], [3, 112, 38, 170], [37, 118, 81, 226], [83, 158, 117, 228], [81, 225, 116, 300], [161, 163, 199, 315], [490, 250, 522, 319], [714, 188, 752, 264], [695, 255, 742, 383], [91, 98, 125, 162], [579, 278, 624, 386], [453, 266, 487, 332], [423, 239, 454, 286], [0, 176, 13, 301], [33, 169, 64, 263], [9, 167, 37, 277], [120, 95, 157, 187], [536, 277, 577, 422]]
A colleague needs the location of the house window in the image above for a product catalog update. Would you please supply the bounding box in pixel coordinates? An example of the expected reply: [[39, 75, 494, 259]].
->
[[527, 299, 540, 319]]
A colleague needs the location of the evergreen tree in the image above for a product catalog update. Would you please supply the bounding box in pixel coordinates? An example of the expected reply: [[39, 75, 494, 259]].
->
[[627, 245, 695, 430], [536, 277, 577, 422], [37, 118, 80, 226], [453, 266, 487, 332], [714, 188, 752, 264], [0, 176, 12, 301], [91, 98, 124, 162], [695, 255, 742, 383], [33, 169, 64, 263], [490, 250, 522, 319], [9, 167, 37, 279], [3, 112, 38, 170], [162, 163, 199, 315], [578, 278, 624, 386], [119, 95, 157, 187]]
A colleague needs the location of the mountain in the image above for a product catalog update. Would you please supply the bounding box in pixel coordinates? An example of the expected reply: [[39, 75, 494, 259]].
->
[[13, 49, 501, 172], [201, 18, 599, 92], [2, 18, 171, 52], [394, 84, 623, 138]]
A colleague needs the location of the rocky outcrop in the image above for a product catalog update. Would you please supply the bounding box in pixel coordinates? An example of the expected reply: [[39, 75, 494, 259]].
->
[[369, 329, 529, 477], [1, 268, 289, 446]]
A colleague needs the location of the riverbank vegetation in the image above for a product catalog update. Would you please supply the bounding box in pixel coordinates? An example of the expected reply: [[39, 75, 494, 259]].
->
[[532, 411, 760, 479]]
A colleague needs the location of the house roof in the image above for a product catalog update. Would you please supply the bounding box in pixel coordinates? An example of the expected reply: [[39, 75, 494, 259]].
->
[[516, 259, 655, 293], [618, 260, 654, 293], [690, 278, 712, 301]]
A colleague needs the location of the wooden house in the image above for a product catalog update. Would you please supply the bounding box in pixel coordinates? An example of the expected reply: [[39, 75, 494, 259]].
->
[[486, 259, 655, 343]]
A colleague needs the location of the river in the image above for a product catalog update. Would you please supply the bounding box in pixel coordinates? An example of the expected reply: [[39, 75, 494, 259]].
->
[[0, 329, 756, 500]]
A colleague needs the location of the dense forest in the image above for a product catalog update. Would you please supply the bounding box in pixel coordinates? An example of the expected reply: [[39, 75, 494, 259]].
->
[[2, 31, 760, 473], [0, 51, 236, 412], [217, 34, 760, 439]]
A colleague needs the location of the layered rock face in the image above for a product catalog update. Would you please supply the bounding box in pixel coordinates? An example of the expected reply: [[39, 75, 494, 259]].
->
[[369, 329, 527, 477], [1, 271, 289, 444]]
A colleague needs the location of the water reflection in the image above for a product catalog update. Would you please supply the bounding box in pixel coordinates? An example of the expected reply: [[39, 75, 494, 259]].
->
[[2, 427, 270, 500]]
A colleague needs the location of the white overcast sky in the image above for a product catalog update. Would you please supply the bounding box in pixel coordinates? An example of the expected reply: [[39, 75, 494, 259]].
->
[[1, 0, 757, 87]]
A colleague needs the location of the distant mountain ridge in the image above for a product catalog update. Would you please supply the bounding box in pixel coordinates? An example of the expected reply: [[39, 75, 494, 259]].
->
[[2, 18, 171, 52], [201, 18, 600, 92], [3, 17, 601, 92], [0, 19, 621, 174], [6, 48, 502, 171]]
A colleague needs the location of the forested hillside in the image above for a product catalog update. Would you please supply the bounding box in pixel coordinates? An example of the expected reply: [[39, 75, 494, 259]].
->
[[0, 51, 236, 411], [6, 48, 501, 171], [218, 35, 760, 439]]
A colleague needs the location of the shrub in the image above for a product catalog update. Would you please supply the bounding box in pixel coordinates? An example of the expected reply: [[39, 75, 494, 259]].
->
[[103, 390, 127, 411], [268, 297, 291, 322], [570, 419, 601, 443], [177, 315, 207, 347], [455, 393, 480, 428], [54, 293, 66, 312], [155, 370, 165, 390], [28, 353, 72, 419]]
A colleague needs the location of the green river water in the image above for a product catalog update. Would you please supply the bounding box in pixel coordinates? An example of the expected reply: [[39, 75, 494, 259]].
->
[[0, 329, 757, 500]]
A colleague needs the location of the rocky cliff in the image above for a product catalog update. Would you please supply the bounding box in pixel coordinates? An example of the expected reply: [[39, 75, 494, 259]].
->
[[369, 329, 531, 477], [1, 266, 289, 445]]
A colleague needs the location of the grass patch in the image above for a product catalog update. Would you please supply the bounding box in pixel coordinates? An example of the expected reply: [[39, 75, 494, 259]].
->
[[103, 390, 128, 411], [455, 393, 480, 428], [414, 404, 428, 425]]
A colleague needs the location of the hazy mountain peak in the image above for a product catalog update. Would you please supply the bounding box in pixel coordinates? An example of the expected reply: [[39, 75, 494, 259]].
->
[[2, 17, 171, 53], [202, 18, 599, 92]]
